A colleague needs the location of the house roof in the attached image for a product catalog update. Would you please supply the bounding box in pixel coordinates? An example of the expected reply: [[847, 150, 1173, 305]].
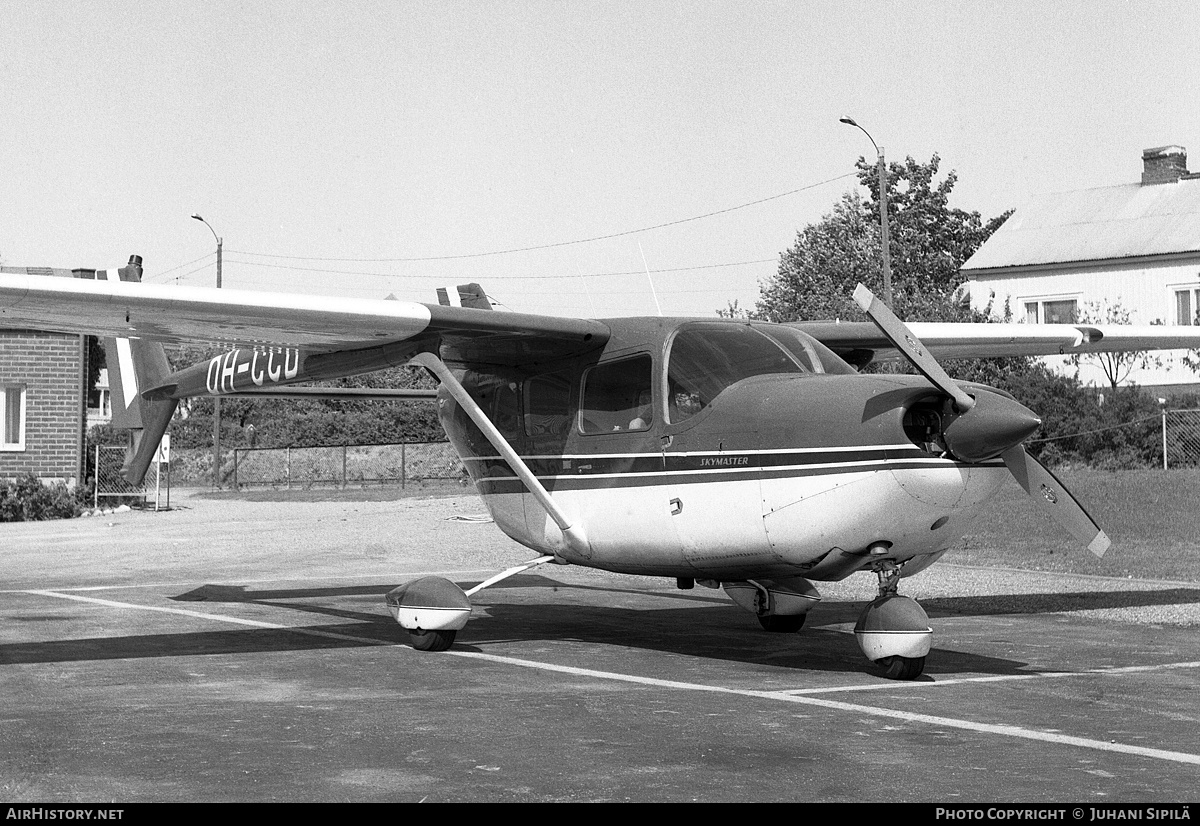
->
[[962, 177, 1200, 273]]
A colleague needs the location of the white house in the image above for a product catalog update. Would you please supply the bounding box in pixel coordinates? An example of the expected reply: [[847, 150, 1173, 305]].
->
[[88, 368, 112, 426], [963, 145, 1200, 393]]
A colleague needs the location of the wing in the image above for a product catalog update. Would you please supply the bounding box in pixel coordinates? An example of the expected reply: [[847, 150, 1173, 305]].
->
[[0, 270, 607, 355], [0, 264, 610, 485], [798, 320, 1200, 363]]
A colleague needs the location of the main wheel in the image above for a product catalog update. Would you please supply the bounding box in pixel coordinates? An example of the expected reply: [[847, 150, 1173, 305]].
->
[[758, 614, 806, 633], [409, 628, 456, 652], [878, 655, 925, 680]]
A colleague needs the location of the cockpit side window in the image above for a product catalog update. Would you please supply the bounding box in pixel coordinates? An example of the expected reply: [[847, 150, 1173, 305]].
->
[[579, 355, 653, 435], [666, 323, 807, 423]]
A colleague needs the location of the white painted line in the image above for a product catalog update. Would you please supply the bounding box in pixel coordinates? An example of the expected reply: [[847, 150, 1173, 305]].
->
[[25, 589, 400, 649], [25, 590, 301, 630], [1, 569, 495, 594], [779, 660, 1200, 693], [24, 589, 1200, 768], [448, 650, 1200, 767]]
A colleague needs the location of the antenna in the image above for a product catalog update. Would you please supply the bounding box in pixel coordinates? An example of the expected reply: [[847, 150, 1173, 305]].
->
[[576, 267, 598, 316], [638, 241, 663, 317]]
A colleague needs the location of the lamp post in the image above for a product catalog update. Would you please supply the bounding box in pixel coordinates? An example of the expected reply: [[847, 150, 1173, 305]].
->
[[839, 116, 893, 308], [191, 214, 223, 488]]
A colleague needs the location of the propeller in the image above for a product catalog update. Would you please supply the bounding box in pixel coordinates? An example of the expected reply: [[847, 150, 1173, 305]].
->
[[853, 284, 1111, 558]]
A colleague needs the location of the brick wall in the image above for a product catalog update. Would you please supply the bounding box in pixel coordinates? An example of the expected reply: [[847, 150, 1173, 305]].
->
[[0, 329, 87, 486]]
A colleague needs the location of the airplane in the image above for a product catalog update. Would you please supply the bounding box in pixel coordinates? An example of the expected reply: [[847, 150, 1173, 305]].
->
[[4, 254, 1200, 680]]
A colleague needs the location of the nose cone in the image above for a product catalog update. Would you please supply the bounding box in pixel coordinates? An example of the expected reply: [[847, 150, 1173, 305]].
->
[[942, 390, 1041, 463]]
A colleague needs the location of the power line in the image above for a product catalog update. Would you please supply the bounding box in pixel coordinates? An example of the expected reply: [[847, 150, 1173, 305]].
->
[[207, 255, 775, 281], [146, 252, 213, 280], [176, 266, 766, 296], [222, 172, 854, 264]]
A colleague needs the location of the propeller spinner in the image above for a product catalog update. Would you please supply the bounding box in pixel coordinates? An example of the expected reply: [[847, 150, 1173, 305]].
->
[[853, 284, 1111, 557]]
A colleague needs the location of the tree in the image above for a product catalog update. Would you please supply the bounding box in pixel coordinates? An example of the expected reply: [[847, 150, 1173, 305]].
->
[[855, 153, 1011, 317], [1069, 301, 1162, 391], [756, 191, 881, 322], [756, 154, 1011, 325]]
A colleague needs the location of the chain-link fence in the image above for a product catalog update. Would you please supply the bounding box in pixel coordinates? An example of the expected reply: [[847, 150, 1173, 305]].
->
[[1164, 409, 1200, 469], [93, 444, 170, 508], [227, 441, 463, 489]]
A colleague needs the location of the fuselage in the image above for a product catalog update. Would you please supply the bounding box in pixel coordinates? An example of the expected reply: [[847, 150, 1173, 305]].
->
[[437, 317, 1009, 582]]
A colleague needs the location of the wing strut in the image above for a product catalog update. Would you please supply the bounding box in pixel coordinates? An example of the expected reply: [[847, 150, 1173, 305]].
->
[[409, 352, 591, 557]]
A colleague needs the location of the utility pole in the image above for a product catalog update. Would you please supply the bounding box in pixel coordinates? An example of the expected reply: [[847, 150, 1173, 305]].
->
[[191, 213, 223, 487], [839, 116, 893, 308]]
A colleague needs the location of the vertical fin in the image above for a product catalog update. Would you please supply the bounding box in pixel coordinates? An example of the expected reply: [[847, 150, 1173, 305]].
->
[[95, 256, 179, 484], [436, 284, 491, 310]]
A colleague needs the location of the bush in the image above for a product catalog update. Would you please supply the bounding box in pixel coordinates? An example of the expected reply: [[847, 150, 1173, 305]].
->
[[0, 474, 82, 522]]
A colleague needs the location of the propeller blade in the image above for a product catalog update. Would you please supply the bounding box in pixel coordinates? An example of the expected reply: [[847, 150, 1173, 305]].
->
[[853, 283, 975, 412], [1001, 445, 1111, 557]]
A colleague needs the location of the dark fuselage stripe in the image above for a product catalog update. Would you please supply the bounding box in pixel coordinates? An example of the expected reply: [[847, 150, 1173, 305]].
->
[[462, 446, 933, 478], [471, 456, 1002, 493]]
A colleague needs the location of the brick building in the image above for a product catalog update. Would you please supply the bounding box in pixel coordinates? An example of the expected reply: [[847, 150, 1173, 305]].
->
[[0, 267, 90, 487]]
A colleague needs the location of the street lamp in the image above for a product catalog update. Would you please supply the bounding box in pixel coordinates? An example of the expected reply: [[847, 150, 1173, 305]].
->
[[190, 213, 222, 288], [839, 116, 893, 308], [191, 213, 223, 487]]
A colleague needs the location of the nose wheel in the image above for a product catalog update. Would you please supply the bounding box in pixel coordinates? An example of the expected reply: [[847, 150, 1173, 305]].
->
[[409, 628, 457, 652], [877, 654, 926, 680], [854, 560, 932, 680]]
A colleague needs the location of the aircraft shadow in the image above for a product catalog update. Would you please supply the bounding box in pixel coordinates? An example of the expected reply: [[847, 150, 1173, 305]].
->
[[5, 574, 1194, 678], [914, 587, 1200, 618], [0, 622, 389, 666]]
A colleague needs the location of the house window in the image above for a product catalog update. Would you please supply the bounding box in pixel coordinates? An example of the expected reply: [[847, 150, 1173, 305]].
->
[[1023, 298, 1078, 324], [1, 386, 26, 451], [1173, 288, 1200, 325]]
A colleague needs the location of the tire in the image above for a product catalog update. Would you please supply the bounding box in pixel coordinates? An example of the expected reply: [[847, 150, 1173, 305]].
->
[[879, 655, 925, 680], [758, 614, 806, 633], [409, 629, 456, 652]]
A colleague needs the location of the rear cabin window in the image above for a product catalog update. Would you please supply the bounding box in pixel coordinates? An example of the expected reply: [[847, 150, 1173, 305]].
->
[[524, 373, 573, 439], [579, 355, 653, 435], [469, 374, 521, 440], [666, 323, 808, 423]]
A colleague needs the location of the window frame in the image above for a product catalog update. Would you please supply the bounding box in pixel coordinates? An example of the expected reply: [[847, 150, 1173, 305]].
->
[[663, 321, 811, 425], [1, 385, 28, 452], [1171, 285, 1200, 326], [577, 354, 654, 436], [1022, 296, 1080, 325]]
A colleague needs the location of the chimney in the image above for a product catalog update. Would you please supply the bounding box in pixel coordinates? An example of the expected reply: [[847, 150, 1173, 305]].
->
[[1142, 145, 1188, 185]]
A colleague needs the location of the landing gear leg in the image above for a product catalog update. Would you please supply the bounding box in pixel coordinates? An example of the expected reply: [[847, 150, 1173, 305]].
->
[[853, 560, 932, 680], [721, 577, 820, 632]]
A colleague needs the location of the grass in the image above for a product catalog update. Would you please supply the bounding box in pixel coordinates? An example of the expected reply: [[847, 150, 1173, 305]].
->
[[185, 469, 1200, 583], [185, 479, 469, 502], [957, 468, 1200, 582]]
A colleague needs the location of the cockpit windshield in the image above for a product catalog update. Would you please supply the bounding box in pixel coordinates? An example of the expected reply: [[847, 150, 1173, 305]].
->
[[666, 323, 810, 424], [755, 325, 856, 377]]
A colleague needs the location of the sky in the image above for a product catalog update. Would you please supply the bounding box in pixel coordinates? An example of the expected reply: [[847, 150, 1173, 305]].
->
[[3, 1, 1199, 319]]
